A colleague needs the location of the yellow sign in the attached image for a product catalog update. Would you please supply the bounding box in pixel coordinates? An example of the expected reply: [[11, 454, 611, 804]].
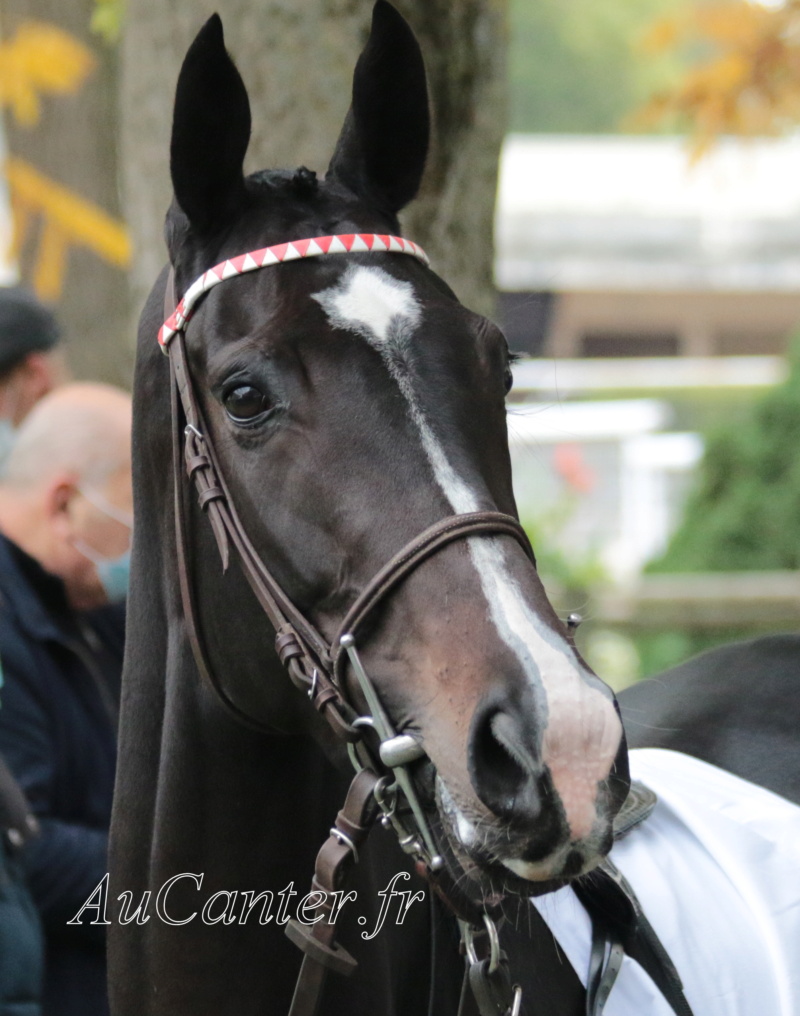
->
[[6, 157, 130, 301], [0, 19, 129, 299], [0, 21, 95, 127]]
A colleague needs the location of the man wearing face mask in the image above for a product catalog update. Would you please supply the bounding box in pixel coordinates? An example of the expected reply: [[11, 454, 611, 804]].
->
[[0, 382, 131, 1016], [0, 287, 66, 474]]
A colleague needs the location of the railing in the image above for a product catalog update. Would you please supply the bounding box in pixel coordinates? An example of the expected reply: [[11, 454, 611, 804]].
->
[[596, 571, 800, 629], [511, 356, 786, 397]]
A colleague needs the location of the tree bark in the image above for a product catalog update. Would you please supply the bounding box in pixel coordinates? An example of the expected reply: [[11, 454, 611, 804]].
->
[[120, 0, 507, 322], [1, 0, 133, 386]]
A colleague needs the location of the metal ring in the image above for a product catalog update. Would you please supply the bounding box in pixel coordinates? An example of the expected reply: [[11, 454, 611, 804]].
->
[[184, 423, 203, 440], [347, 742, 364, 774], [351, 716, 375, 730], [463, 914, 502, 974], [373, 776, 397, 817], [483, 914, 501, 973], [510, 985, 522, 1016], [307, 669, 318, 700], [463, 923, 479, 966], [398, 833, 422, 853]]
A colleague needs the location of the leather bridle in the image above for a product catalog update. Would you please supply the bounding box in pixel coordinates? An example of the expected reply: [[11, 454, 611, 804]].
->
[[161, 236, 695, 1016], [162, 237, 538, 1016]]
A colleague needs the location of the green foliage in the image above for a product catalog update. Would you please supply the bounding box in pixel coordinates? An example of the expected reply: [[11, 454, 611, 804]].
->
[[509, 0, 687, 132], [651, 336, 800, 572], [522, 497, 608, 602], [90, 0, 124, 46], [631, 626, 772, 677]]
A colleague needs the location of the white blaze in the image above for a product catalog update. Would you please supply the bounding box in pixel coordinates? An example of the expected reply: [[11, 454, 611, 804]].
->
[[314, 264, 420, 342], [313, 266, 621, 845]]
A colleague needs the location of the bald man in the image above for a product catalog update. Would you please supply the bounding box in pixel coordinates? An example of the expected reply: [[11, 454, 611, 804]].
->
[[0, 383, 131, 1016]]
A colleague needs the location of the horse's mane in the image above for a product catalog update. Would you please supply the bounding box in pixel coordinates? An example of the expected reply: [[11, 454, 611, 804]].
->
[[246, 167, 319, 197]]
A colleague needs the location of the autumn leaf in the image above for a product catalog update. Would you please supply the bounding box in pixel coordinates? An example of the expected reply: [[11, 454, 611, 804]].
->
[[641, 16, 684, 55], [635, 1, 800, 154]]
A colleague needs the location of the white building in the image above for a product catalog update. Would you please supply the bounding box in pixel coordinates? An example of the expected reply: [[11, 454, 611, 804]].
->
[[495, 134, 800, 357], [497, 135, 799, 575], [507, 398, 703, 580]]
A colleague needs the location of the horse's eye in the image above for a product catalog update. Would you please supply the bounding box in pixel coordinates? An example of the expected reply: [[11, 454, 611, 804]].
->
[[504, 350, 519, 396], [223, 385, 269, 422]]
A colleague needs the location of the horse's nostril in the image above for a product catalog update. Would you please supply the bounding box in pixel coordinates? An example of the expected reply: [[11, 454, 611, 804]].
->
[[468, 705, 544, 824]]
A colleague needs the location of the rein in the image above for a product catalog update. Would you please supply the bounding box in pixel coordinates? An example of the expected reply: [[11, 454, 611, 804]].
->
[[161, 235, 694, 1016]]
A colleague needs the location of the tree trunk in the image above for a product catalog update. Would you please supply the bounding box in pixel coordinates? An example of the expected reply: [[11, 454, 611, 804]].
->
[[1, 0, 133, 386], [120, 0, 507, 322]]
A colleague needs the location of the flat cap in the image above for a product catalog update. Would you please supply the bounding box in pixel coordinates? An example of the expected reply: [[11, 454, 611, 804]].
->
[[0, 287, 60, 376]]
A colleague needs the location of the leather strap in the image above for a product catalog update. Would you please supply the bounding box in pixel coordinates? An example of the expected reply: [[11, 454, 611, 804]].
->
[[331, 512, 534, 680], [166, 271, 357, 738], [171, 347, 279, 733], [611, 779, 657, 840], [170, 328, 329, 660], [585, 920, 625, 1015], [575, 860, 695, 1016], [285, 768, 381, 1016], [457, 923, 519, 1016]]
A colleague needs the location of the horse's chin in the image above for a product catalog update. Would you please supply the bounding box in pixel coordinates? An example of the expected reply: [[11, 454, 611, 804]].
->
[[374, 755, 612, 911], [427, 819, 573, 913], [498, 846, 605, 884], [431, 774, 612, 909]]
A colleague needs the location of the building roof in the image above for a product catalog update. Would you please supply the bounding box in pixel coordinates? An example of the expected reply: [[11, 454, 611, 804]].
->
[[495, 134, 800, 293]]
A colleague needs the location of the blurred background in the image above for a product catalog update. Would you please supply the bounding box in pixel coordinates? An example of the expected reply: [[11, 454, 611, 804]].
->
[[0, 0, 798, 686]]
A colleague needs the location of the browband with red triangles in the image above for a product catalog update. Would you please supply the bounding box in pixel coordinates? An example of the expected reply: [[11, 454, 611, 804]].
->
[[158, 233, 429, 347]]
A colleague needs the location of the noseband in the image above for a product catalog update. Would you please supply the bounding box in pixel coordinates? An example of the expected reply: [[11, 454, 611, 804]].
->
[[161, 235, 537, 1016]]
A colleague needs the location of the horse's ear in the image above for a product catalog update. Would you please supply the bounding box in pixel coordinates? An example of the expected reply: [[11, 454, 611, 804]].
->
[[170, 14, 251, 235], [327, 1, 429, 215]]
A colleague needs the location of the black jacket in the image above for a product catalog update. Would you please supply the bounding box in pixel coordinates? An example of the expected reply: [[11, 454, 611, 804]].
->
[[0, 535, 122, 1016], [0, 753, 43, 1016]]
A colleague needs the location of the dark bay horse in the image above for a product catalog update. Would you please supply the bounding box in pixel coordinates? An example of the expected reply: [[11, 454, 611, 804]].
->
[[619, 633, 800, 805], [109, 5, 629, 1014]]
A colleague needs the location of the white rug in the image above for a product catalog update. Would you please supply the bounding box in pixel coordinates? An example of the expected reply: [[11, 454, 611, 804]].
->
[[531, 748, 800, 1016]]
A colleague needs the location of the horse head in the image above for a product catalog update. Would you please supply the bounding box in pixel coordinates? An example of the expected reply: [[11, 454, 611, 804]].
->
[[152, 1, 629, 910]]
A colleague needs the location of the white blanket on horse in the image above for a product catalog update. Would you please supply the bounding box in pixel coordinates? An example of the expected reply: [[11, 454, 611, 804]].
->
[[531, 749, 800, 1016]]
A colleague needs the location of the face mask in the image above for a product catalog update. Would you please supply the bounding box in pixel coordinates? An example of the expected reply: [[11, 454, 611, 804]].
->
[[73, 487, 133, 604], [0, 419, 17, 478], [74, 541, 131, 603], [80, 486, 134, 529]]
